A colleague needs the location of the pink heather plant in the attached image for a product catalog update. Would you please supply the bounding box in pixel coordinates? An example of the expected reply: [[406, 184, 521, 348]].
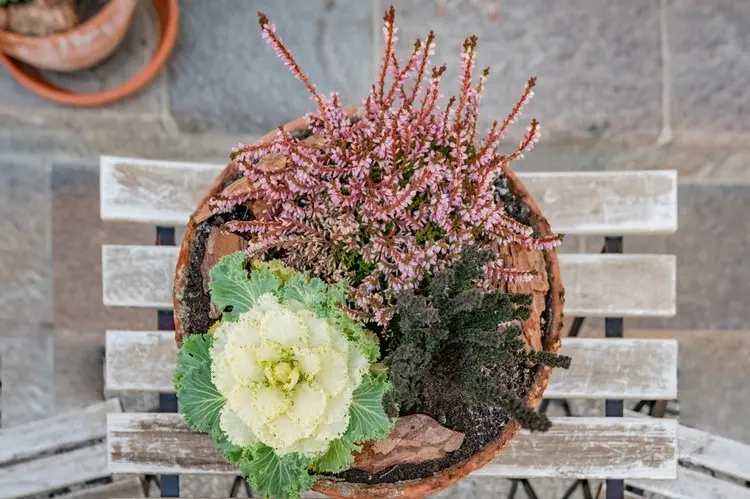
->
[[211, 6, 560, 326]]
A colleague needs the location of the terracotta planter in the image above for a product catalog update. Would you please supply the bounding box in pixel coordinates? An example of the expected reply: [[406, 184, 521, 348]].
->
[[173, 116, 564, 498], [0, 0, 139, 71], [0, 0, 178, 106]]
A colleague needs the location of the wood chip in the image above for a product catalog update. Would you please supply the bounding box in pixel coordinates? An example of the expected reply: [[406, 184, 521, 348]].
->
[[352, 414, 464, 473], [200, 227, 245, 293], [256, 153, 287, 172]]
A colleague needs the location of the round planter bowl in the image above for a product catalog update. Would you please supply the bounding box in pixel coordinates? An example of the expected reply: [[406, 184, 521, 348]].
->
[[0, 0, 178, 107], [173, 115, 564, 498]]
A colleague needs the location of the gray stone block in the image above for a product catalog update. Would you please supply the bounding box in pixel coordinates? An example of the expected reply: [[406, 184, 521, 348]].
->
[[628, 183, 750, 330], [0, 325, 54, 427], [394, 0, 662, 141], [168, 0, 375, 134], [0, 160, 52, 325], [669, 0, 750, 132], [54, 329, 105, 413], [51, 162, 154, 332]]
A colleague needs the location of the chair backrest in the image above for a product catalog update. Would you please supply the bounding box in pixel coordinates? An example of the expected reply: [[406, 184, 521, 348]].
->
[[0, 399, 144, 499], [100, 156, 679, 483]]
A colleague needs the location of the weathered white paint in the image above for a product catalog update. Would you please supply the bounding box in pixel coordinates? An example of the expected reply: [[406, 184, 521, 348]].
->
[[547, 338, 677, 399], [105, 332, 677, 400], [59, 477, 145, 499], [630, 467, 750, 499], [0, 444, 110, 499], [473, 417, 677, 479], [0, 398, 121, 466], [102, 245, 177, 308], [101, 245, 676, 317], [99, 156, 677, 235], [519, 170, 677, 235], [107, 414, 676, 479], [559, 253, 676, 317], [100, 156, 225, 226], [625, 410, 750, 484], [105, 331, 177, 392]]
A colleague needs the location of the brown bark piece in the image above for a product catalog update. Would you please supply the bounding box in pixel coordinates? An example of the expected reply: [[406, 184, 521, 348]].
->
[[5, 0, 79, 36], [256, 153, 287, 172], [200, 227, 245, 293], [507, 243, 549, 353], [193, 177, 254, 225], [352, 414, 465, 473]]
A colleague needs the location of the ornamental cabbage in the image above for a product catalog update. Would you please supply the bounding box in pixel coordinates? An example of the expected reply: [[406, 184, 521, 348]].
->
[[211, 293, 371, 455], [175, 251, 392, 499]]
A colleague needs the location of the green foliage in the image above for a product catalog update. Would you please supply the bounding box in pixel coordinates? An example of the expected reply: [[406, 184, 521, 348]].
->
[[385, 247, 570, 430], [415, 222, 447, 246], [336, 250, 377, 282], [239, 445, 315, 499], [0, 0, 31, 6], [209, 251, 282, 321], [345, 373, 394, 442], [177, 252, 393, 497], [311, 437, 361, 473], [282, 273, 328, 310], [174, 334, 225, 437]]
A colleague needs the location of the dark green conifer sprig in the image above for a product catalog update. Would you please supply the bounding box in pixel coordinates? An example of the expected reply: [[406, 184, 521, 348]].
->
[[385, 247, 570, 430]]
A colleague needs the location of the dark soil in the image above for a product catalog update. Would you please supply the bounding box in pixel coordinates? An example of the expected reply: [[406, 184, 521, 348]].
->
[[77, 0, 108, 22], [179, 156, 552, 485]]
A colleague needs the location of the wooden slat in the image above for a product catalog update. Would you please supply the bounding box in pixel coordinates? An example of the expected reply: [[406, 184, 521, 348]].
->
[[625, 410, 750, 484], [546, 338, 677, 399], [559, 253, 676, 317], [106, 331, 176, 392], [630, 467, 750, 499], [518, 170, 677, 235], [100, 157, 677, 235], [100, 156, 223, 226], [0, 444, 109, 499], [102, 245, 676, 317], [102, 245, 177, 308], [59, 477, 145, 499], [0, 398, 121, 465], [107, 414, 676, 479], [106, 332, 677, 400]]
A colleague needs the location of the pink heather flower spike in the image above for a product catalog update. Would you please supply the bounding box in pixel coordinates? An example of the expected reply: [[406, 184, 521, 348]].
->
[[210, 7, 561, 326]]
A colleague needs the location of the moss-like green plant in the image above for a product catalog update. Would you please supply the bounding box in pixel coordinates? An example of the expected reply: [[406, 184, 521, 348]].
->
[[385, 247, 570, 430]]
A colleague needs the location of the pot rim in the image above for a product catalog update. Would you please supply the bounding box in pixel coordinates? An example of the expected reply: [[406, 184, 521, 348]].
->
[[172, 114, 564, 498]]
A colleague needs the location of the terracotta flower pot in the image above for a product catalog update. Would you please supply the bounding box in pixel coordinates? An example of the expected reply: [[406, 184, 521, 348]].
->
[[0, 0, 140, 72], [173, 116, 564, 498], [0, 0, 178, 106]]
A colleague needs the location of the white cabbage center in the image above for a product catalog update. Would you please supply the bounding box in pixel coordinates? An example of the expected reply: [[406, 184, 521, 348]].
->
[[211, 293, 370, 456]]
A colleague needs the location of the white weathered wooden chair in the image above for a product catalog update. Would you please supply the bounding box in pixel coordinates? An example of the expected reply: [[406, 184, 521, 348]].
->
[[101, 156, 710, 499], [0, 398, 144, 499]]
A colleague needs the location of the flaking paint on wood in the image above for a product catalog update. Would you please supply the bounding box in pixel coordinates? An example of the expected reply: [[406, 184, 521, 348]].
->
[[630, 467, 750, 499], [106, 414, 676, 479], [99, 156, 677, 235], [0, 444, 110, 499], [0, 398, 121, 465], [105, 331, 677, 400], [101, 245, 677, 317]]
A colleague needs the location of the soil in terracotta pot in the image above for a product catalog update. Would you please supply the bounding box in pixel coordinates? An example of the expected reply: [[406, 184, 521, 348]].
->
[[178, 159, 554, 485], [77, 0, 108, 22]]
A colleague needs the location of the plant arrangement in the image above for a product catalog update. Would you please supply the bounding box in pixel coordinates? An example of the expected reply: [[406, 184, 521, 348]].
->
[[173, 6, 570, 499]]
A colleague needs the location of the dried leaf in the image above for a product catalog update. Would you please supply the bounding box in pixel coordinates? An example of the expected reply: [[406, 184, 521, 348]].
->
[[352, 414, 464, 473], [256, 153, 287, 172]]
